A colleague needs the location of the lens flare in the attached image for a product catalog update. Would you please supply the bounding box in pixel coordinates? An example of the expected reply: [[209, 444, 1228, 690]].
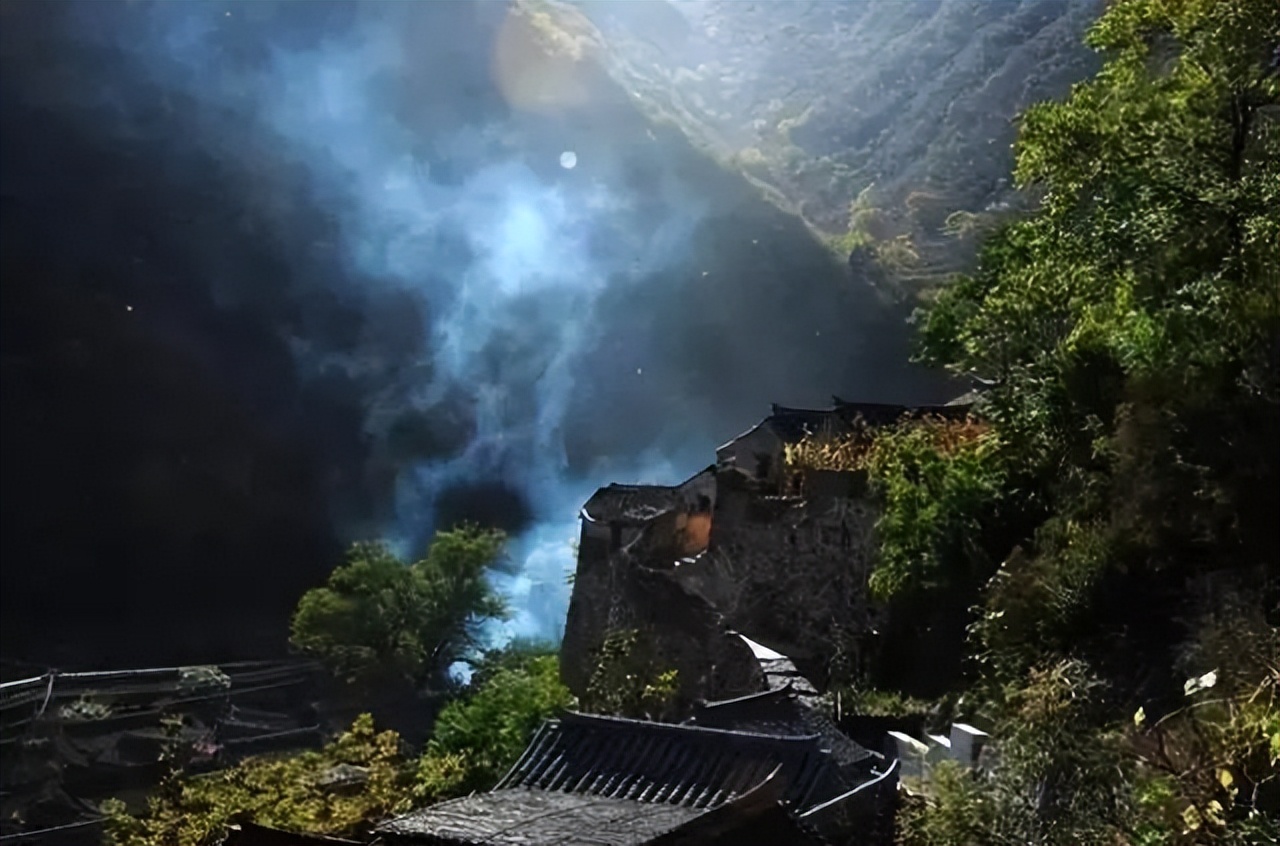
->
[[491, 6, 591, 115]]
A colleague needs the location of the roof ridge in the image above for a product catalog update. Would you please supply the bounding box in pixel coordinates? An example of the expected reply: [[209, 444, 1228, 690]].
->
[[601, 481, 680, 492], [696, 683, 797, 711], [560, 710, 822, 744], [591, 464, 714, 496], [770, 403, 842, 416]]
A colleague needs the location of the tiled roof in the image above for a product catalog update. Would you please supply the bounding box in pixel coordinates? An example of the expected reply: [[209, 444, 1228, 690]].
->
[[580, 467, 714, 525], [581, 483, 683, 525], [759, 658, 820, 697], [222, 822, 360, 846], [690, 687, 876, 787], [378, 776, 833, 846], [377, 788, 705, 845], [828, 399, 915, 427], [830, 397, 973, 423], [496, 711, 843, 810], [944, 390, 983, 407], [377, 712, 847, 845], [764, 405, 853, 443]]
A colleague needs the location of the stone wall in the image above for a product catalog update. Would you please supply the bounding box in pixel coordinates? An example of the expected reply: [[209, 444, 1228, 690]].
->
[[564, 453, 886, 702], [561, 399, 989, 705], [888, 723, 990, 788], [561, 518, 763, 707], [675, 469, 882, 688]]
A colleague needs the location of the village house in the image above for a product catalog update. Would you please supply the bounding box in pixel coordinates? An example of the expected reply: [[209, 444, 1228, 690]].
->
[[227, 396, 989, 846], [561, 397, 975, 702], [232, 646, 911, 846], [374, 696, 899, 845]]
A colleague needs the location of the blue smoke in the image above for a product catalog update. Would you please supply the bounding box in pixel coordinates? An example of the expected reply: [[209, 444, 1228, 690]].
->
[[66, 2, 712, 642]]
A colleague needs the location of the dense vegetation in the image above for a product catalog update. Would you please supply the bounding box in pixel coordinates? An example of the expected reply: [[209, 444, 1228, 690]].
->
[[866, 1, 1279, 843], [102, 645, 574, 845], [581, 629, 680, 721], [415, 648, 575, 800], [101, 714, 413, 845], [100, 526, 690, 844], [553, 0, 1102, 295]]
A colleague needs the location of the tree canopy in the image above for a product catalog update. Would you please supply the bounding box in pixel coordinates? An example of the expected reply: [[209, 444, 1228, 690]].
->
[[881, 0, 1279, 842], [290, 526, 510, 690], [416, 647, 575, 800]]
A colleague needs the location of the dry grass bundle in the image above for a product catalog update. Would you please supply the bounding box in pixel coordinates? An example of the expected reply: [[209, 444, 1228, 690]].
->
[[921, 415, 990, 454], [783, 415, 989, 473], [784, 432, 875, 472]]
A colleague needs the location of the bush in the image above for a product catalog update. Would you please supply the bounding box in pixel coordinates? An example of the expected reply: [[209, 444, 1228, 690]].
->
[[101, 715, 414, 846], [418, 651, 575, 797], [865, 419, 1004, 600], [581, 630, 679, 721]]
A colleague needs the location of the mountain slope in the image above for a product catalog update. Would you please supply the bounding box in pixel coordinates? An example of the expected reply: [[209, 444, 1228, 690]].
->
[[528, 0, 1105, 295]]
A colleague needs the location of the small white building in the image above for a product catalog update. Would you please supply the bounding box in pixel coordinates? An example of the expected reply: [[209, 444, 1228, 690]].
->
[[887, 723, 990, 789]]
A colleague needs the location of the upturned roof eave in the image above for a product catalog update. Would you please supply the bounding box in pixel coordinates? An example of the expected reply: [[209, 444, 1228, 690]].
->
[[716, 419, 770, 453]]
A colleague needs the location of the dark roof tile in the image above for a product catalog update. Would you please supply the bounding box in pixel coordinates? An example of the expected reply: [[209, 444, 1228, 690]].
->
[[497, 712, 843, 810], [581, 484, 683, 525], [377, 712, 870, 845], [377, 789, 703, 845], [764, 406, 853, 443], [580, 467, 714, 525], [831, 397, 973, 423], [759, 659, 820, 697], [223, 822, 360, 846], [691, 688, 876, 784]]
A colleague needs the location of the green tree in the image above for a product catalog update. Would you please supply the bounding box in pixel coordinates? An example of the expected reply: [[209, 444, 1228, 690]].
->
[[865, 417, 1006, 600], [895, 0, 1279, 841], [416, 649, 575, 799], [913, 0, 1279, 674], [920, 0, 1279, 484], [466, 637, 562, 689], [290, 526, 510, 690]]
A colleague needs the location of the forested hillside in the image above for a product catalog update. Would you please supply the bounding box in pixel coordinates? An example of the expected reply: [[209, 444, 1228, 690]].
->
[[529, 0, 1106, 294], [870, 1, 1279, 841]]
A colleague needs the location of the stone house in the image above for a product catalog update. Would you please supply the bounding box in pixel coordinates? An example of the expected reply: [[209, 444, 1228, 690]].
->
[[562, 397, 975, 702], [577, 466, 717, 565]]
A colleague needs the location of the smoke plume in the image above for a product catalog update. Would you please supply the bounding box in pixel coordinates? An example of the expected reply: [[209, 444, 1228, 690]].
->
[[3, 1, 945, 650]]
